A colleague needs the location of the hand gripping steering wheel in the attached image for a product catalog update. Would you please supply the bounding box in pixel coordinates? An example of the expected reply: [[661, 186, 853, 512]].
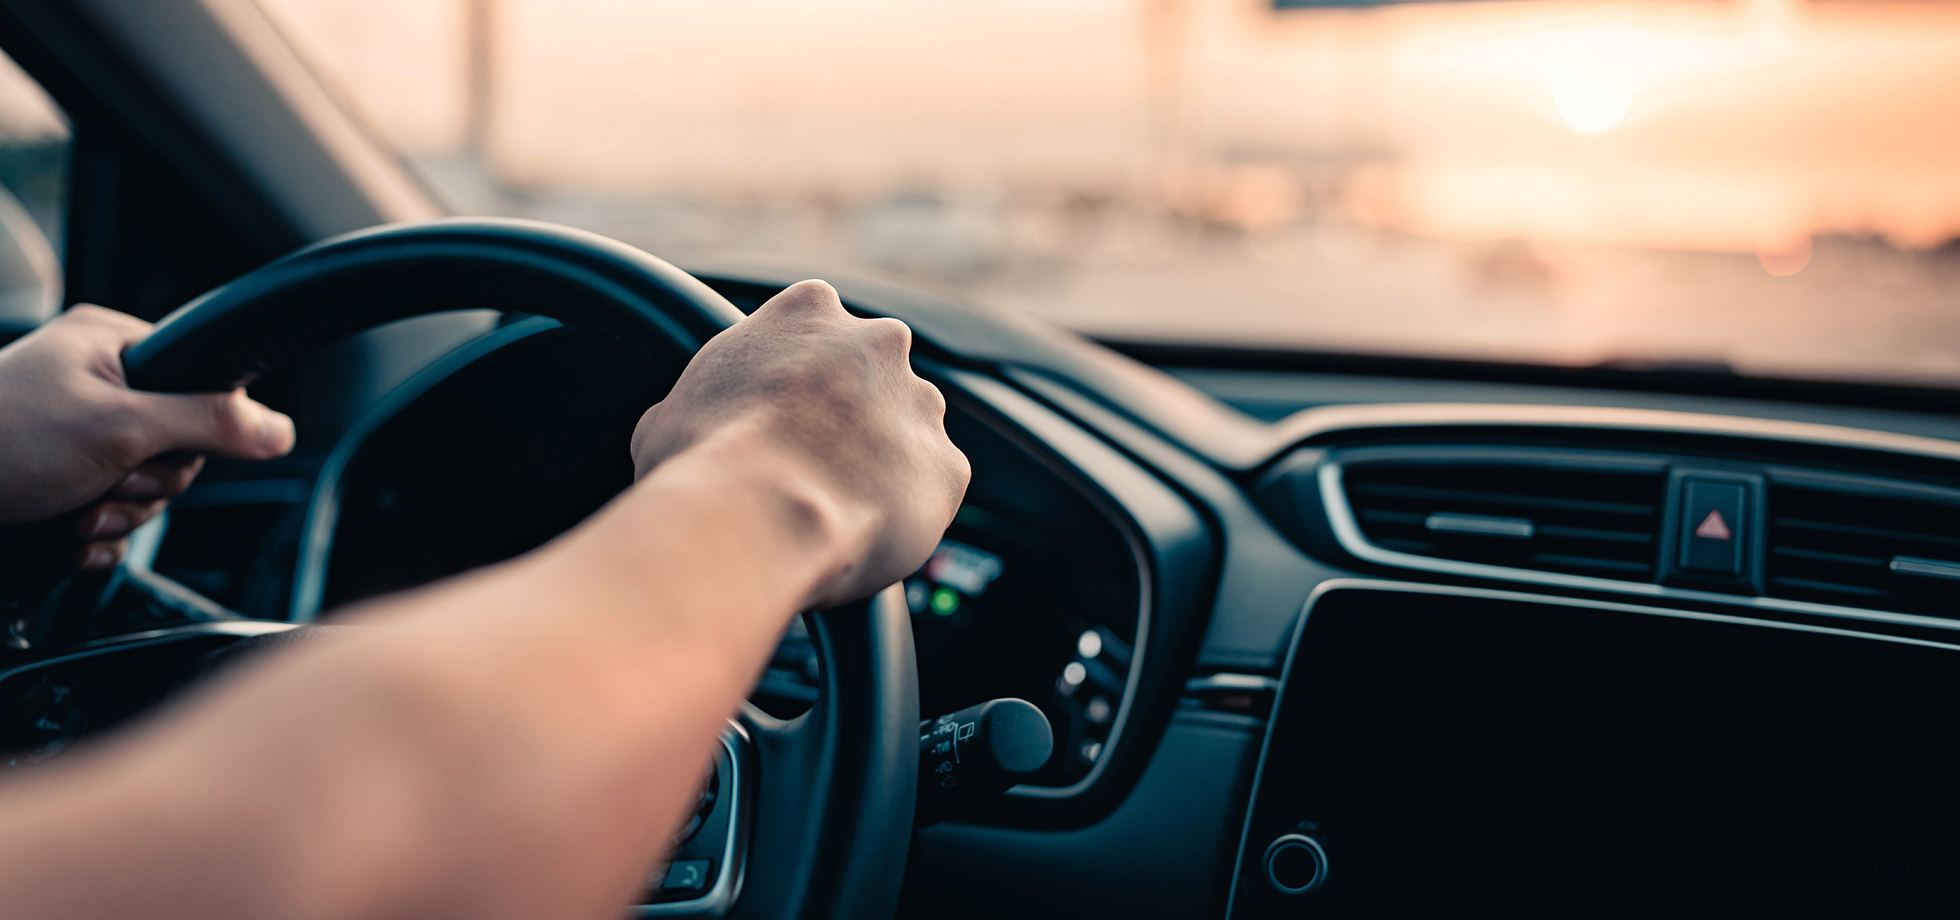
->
[[2, 217, 920, 920]]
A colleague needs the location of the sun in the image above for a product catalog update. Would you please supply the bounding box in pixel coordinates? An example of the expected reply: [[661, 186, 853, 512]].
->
[[1551, 76, 1634, 133]]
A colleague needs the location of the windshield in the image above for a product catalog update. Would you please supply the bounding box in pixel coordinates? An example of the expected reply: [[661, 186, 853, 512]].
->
[[259, 0, 1960, 386]]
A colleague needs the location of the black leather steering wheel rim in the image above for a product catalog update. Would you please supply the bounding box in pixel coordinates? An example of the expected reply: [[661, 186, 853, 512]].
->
[[120, 217, 920, 920], [123, 217, 735, 393]]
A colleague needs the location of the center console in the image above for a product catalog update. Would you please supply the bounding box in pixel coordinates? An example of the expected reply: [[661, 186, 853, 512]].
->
[[1226, 582, 1960, 918]]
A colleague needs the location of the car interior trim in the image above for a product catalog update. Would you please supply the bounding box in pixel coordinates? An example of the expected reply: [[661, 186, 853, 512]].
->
[[1315, 450, 1960, 635], [1000, 368, 1354, 672], [1892, 556, 1960, 582], [1262, 401, 1960, 470], [937, 369, 1168, 805], [0, 619, 299, 686], [1182, 673, 1281, 695]]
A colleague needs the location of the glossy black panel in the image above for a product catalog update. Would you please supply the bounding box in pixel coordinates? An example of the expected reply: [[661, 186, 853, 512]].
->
[[1233, 584, 1960, 918]]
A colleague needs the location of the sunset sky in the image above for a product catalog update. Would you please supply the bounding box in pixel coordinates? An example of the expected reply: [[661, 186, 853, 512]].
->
[[260, 0, 1960, 255], [242, 0, 1960, 383]]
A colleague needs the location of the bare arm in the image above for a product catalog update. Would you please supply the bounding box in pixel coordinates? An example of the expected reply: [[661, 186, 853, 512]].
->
[[0, 281, 968, 919]]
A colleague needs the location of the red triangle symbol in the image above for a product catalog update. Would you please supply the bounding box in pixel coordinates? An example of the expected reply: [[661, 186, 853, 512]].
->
[[1694, 510, 1733, 540]]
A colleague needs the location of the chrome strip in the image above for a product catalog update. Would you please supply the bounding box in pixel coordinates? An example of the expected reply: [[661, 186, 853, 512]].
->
[[1265, 402, 1960, 469], [1318, 459, 1960, 634], [1892, 556, 1960, 582], [1262, 833, 1328, 895], [0, 620, 300, 685], [1185, 673, 1281, 695], [1424, 513, 1533, 539], [631, 724, 749, 918]]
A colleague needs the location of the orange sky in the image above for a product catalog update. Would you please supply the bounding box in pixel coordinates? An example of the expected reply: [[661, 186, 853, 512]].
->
[[259, 0, 1960, 254]]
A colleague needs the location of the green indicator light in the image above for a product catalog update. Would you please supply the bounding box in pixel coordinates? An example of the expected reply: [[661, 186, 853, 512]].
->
[[929, 587, 961, 616]]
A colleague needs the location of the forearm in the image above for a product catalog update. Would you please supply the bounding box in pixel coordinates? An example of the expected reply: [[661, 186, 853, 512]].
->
[[0, 433, 859, 920]]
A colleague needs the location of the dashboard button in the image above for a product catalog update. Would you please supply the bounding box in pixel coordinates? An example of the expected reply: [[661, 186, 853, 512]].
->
[[1679, 479, 1748, 576], [1263, 834, 1328, 895], [660, 859, 712, 896]]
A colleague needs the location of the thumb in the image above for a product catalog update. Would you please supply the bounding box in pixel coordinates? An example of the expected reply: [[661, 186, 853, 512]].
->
[[124, 388, 296, 461]]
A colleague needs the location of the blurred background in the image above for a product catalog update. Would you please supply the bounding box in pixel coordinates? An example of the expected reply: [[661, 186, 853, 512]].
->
[[17, 0, 1960, 385]]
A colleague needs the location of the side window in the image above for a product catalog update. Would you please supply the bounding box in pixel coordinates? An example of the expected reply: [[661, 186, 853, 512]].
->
[[0, 46, 65, 328]]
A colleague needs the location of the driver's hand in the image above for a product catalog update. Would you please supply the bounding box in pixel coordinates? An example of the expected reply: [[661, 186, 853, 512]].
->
[[0, 305, 296, 568], [630, 280, 969, 608]]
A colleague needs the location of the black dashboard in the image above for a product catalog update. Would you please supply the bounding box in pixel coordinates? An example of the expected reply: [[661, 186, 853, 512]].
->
[[140, 272, 1960, 919]]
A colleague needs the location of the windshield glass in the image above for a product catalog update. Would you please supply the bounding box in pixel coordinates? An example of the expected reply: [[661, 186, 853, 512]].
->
[[259, 0, 1960, 386]]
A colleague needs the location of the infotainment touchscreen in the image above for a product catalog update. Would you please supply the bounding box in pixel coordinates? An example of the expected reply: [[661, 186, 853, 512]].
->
[[1230, 585, 1960, 919]]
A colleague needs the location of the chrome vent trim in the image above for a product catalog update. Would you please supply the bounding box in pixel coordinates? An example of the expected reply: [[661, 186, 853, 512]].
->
[[1894, 557, 1960, 582], [1319, 459, 1960, 634], [1765, 478, 1960, 617], [1425, 513, 1534, 539], [1339, 456, 1664, 581]]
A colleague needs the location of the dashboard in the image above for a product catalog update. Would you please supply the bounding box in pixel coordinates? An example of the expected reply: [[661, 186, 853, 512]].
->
[[138, 273, 1960, 920]]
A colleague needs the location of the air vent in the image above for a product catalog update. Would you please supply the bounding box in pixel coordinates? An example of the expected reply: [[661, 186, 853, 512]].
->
[[1342, 460, 1665, 581], [1767, 481, 1960, 617]]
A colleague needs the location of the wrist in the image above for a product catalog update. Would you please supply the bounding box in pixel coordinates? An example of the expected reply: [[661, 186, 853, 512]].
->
[[668, 424, 875, 579], [560, 422, 872, 619]]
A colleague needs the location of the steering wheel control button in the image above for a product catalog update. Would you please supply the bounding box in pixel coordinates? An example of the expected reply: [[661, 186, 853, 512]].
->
[[1679, 479, 1749, 576], [1263, 834, 1328, 895], [659, 859, 712, 896]]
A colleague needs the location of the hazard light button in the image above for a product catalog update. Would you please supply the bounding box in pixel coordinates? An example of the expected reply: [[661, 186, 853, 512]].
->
[[1680, 480, 1748, 576]]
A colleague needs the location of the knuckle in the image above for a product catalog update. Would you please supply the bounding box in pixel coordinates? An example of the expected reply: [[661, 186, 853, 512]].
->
[[772, 279, 843, 314], [205, 393, 252, 443], [629, 404, 666, 469], [916, 378, 947, 415], [946, 446, 973, 492], [862, 317, 913, 354]]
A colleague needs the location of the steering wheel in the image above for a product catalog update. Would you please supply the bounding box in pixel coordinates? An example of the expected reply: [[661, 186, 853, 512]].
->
[[0, 218, 919, 920]]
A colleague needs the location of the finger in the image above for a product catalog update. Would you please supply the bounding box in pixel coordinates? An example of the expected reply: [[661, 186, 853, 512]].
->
[[112, 453, 205, 501], [78, 499, 166, 541], [123, 388, 295, 461], [63, 303, 155, 350], [76, 538, 129, 573]]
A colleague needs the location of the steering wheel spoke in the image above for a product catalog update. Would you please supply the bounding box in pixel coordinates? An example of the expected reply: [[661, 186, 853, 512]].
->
[[720, 587, 919, 920]]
